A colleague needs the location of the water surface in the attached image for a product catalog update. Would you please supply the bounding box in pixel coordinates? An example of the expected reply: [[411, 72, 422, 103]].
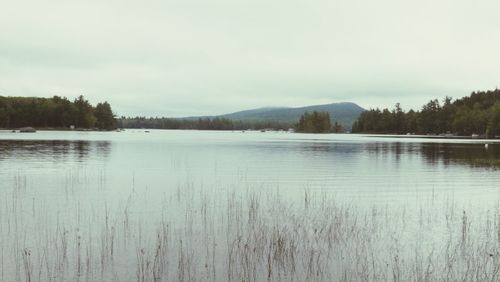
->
[[1, 130, 500, 281], [1, 130, 499, 204]]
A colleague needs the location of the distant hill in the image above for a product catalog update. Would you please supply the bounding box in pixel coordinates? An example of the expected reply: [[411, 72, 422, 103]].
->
[[218, 102, 366, 129], [122, 102, 366, 130]]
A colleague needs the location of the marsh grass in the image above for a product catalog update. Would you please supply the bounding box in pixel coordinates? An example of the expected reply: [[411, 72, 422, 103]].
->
[[1, 173, 500, 281]]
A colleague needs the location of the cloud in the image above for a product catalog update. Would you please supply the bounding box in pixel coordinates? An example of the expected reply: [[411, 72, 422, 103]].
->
[[1, 0, 500, 116]]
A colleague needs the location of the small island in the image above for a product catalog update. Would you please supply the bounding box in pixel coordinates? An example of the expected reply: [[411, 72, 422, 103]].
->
[[295, 111, 343, 133]]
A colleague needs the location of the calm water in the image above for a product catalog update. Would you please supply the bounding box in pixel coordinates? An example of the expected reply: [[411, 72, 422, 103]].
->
[[2, 130, 500, 281], [1, 130, 499, 204]]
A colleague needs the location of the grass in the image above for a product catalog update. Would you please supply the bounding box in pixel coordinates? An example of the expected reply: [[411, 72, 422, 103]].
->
[[1, 173, 500, 281]]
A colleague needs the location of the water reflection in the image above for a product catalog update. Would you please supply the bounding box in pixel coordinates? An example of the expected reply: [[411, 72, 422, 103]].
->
[[0, 140, 111, 162], [420, 143, 500, 168], [359, 142, 500, 169], [294, 141, 500, 169]]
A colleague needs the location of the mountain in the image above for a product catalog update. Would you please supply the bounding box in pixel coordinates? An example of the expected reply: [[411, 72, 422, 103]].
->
[[218, 102, 365, 129]]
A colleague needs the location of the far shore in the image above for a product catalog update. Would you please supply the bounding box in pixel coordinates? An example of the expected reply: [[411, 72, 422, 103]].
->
[[2, 128, 500, 143], [363, 133, 500, 141], [0, 127, 120, 132]]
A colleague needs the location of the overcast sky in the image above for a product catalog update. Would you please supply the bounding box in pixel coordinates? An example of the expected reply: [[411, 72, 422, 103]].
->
[[1, 0, 499, 117]]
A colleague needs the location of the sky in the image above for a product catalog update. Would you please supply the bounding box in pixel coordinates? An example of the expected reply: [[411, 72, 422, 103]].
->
[[1, 0, 500, 117]]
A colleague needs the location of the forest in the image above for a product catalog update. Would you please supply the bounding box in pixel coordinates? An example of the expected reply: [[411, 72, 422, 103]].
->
[[0, 95, 116, 130], [120, 112, 345, 132], [352, 89, 500, 138], [118, 116, 293, 131], [295, 111, 344, 133]]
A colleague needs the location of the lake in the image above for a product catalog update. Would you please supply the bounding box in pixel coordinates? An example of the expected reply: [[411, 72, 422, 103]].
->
[[1, 130, 500, 281]]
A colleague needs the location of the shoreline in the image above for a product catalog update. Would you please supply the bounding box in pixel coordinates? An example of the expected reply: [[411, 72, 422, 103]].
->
[[356, 133, 500, 143], [366, 133, 500, 140], [0, 127, 119, 132], [2, 128, 500, 143]]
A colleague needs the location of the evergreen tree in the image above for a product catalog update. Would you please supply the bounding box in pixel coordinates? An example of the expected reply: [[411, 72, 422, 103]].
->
[[352, 89, 500, 138], [0, 95, 116, 130], [296, 111, 332, 133], [74, 95, 96, 128], [94, 102, 116, 130]]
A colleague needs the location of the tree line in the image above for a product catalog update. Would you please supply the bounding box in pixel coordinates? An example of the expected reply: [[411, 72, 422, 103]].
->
[[120, 113, 346, 132], [0, 95, 116, 130], [296, 111, 344, 133], [118, 117, 294, 131], [352, 89, 500, 138]]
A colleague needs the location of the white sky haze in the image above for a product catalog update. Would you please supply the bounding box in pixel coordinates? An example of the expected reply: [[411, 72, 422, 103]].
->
[[1, 0, 500, 116]]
